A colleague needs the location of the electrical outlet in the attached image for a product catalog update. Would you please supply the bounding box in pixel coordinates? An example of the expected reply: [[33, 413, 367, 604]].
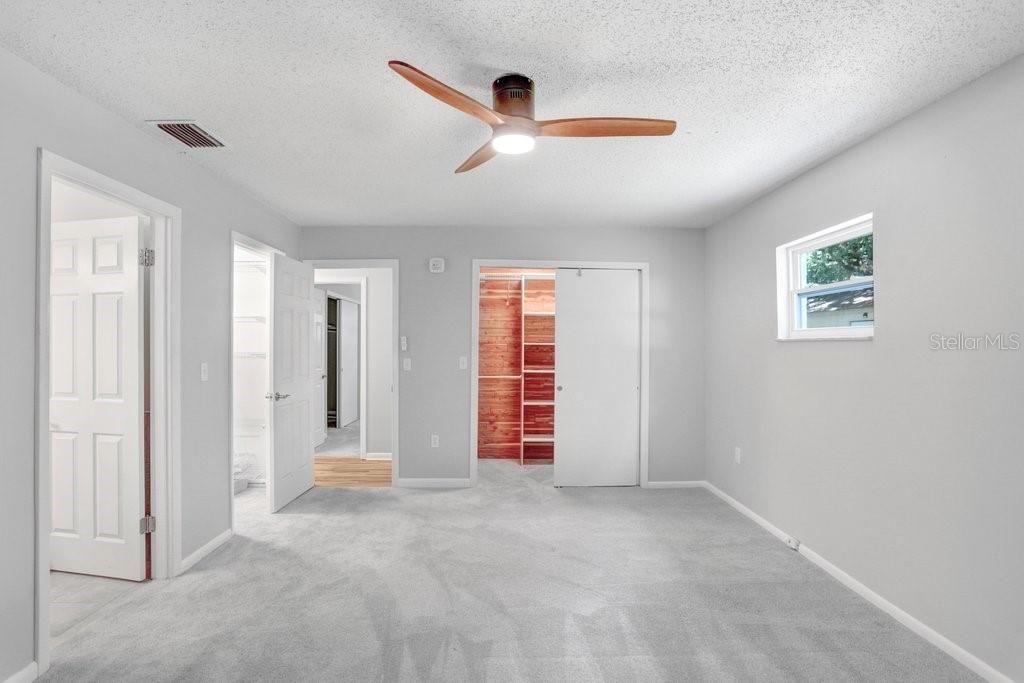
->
[[734, 447, 742, 464], [200, 362, 209, 382], [403, 357, 412, 371], [458, 356, 468, 370], [430, 434, 440, 448]]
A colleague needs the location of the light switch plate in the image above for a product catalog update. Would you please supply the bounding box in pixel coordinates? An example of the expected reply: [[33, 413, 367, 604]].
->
[[403, 357, 412, 371], [429, 257, 445, 273], [200, 362, 209, 382], [400, 336, 408, 351], [458, 356, 468, 370]]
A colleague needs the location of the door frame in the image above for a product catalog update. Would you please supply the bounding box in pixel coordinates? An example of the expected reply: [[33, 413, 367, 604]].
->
[[323, 282, 367, 456], [305, 259, 399, 485], [470, 259, 651, 487], [228, 232, 283, 529], [35, 150, 183, 674]]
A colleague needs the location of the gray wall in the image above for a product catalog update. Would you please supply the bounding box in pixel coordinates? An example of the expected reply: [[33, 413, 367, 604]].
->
[[325, 283, 361, 301], [703, 55, 1024, 680], [0, 47, 297, 679], [301, 225, 705, 482]]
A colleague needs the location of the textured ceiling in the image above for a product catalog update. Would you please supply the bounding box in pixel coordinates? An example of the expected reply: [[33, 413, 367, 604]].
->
[[2, 1, 1022, 229]]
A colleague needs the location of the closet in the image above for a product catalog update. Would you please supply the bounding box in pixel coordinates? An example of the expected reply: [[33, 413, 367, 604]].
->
[[478, 268, 556, 463], [232, 245, 270, 490]]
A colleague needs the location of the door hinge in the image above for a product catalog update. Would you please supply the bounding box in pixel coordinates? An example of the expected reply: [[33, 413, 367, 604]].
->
[[139, 515, 156, 534], [139, 248, 156, 267]]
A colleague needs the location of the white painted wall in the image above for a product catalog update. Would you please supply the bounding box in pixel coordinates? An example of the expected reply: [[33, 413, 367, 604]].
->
[[704, 55, 1024, 680], [301, 226, 705, 482], [0, 46, 297, 680], [327, 283, 361, 301], [315, 270, 393, 454]]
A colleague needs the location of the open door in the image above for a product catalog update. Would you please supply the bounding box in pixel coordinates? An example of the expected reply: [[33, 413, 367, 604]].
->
[[311, 287, 327, 447], [49, 216, 147, 580], [553, 268, 641, 487], [268, 253, 315, 512]]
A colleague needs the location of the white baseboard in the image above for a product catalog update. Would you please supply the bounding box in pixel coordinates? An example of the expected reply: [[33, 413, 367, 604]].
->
[[798, 544, 1010, 682], [365, 452, 392, 460], [701, 480, 1010, 683], [701, 481, 791, 545], [644, 480, 706, 489], [4, 661, 37, 683], [395, 477, 472, 488], [177, 528, 232, 575]]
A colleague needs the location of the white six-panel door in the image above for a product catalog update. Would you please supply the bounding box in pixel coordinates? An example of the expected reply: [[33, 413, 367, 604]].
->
[[269, 253, 315, 512], [49, 217, 146, 580], [553, 268, 642, 487], [311, 288, 327, 448], [339, 299, 360, 428]]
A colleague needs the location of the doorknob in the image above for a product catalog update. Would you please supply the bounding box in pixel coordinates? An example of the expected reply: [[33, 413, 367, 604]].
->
[[265, 392, 291, 401]]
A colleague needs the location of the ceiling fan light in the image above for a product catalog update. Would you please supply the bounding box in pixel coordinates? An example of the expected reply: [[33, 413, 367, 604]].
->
[[491, 133, 535, 155]]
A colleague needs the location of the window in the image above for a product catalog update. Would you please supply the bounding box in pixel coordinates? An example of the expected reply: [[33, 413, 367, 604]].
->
[[777, 214, 874, 340]]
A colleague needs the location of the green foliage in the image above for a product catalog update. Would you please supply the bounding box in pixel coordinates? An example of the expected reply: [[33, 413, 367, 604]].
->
[[805, 235, 873, 285]]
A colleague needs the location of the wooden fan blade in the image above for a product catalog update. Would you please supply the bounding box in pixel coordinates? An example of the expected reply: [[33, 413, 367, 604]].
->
[[538, 117, 676, 137], [389, 61, 504, 127], [455, 140, 497, 173]]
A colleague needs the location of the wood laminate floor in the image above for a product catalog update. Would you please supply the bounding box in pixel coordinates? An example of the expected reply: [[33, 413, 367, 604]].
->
[[314, 456, 391, 488]]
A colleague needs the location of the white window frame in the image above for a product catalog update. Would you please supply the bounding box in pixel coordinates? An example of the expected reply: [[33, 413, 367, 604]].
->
[[776, 213, 874, 341]]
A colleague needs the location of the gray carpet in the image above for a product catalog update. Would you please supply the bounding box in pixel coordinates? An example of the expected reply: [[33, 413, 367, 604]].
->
[[42, 461, 975, 682], [316, 422, 361, 456]]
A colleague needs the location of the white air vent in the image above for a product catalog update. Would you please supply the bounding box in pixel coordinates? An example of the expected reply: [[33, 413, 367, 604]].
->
[[148, 120, 224, 148]]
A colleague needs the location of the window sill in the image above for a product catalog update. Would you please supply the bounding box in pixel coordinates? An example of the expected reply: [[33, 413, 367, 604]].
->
[[776, 335, 874, 342]]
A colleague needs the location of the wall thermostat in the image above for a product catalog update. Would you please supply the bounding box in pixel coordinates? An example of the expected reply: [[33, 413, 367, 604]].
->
[[429, 257, 445, 273]]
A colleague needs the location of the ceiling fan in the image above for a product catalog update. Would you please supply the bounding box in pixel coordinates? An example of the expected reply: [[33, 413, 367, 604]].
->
[[388, 61, 677, 173]]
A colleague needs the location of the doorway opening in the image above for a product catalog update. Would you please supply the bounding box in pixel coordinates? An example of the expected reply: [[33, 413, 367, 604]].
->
[[36, 152, 181, 676], [471, 260, 651, 488], [47, 177, 152, 646], [319, 283, 363, 456], [231, 242, 271, 510], [477, 267, 557, 465], [312, 265, 397, 488]]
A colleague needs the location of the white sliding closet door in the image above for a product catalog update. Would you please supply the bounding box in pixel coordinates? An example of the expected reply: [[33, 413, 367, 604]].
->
[[553, 268, 641, 487], [49, 217, 147, 580], [268, 253, 315, 512]]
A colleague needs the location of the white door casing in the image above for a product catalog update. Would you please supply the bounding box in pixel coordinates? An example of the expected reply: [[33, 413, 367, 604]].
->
[[268, 253, 315, 512], [339, 298, 360, 428], [553, 268, 641, 487], [311, 288, 327, 447], [49, 217, 147, 580]]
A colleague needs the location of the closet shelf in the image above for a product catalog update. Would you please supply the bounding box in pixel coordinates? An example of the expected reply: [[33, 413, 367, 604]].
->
[[234, 315, 267, 323], [523, 435, 554, 443], [523, 342, 554, 346], [523, 369, 554, 374], [479, 374, 522, 379], [234, 351, 267, 359], [524, 311, 556, 316], [523, 400, 554, 406]]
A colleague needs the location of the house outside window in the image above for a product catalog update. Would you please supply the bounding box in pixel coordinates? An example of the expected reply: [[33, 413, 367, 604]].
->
[[777, 213, 874, 340]]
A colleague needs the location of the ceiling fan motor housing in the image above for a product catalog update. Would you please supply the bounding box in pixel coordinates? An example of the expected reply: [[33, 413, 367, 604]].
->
[[492, 73, 535, 119]]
